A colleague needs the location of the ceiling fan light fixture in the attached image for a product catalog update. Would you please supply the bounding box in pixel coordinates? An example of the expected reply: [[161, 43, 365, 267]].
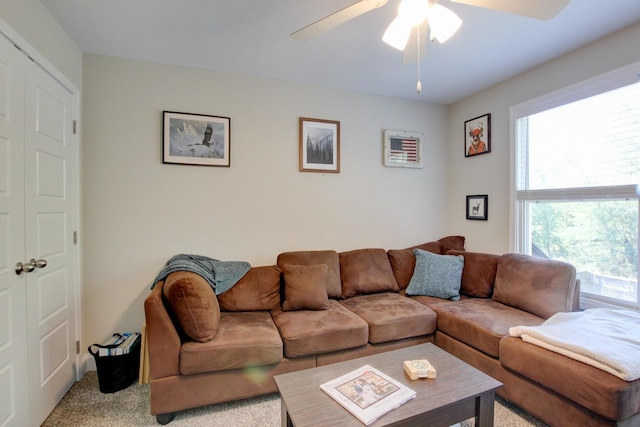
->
[[382, 16, 412, 50], [426, 3, 462, 43], [398, 0, 429, 27]]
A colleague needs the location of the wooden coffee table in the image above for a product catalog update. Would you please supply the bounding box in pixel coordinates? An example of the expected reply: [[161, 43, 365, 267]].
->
[[274, 343, 502, 426]]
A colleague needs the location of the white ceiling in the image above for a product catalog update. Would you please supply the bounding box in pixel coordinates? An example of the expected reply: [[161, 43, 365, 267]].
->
[[41, 0, 640, 105]]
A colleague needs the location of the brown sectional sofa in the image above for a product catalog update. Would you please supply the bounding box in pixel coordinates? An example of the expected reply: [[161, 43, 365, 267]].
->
[[144, 236, 640, 426]]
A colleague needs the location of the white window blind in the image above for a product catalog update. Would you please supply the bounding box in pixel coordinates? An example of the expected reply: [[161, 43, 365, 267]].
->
[[517, 80, 640, 193]]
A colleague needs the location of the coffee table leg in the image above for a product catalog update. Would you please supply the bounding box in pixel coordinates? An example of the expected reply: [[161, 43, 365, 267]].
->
[[475, 391, 496, 427], [281, 398, 293, 427]]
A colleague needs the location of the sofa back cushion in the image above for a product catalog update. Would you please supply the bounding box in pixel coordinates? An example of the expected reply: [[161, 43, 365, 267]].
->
[[387, 241, 442, 290], [447, 250, 499, 298], [217, 265, 281, 311], [493, 253, 578, 318], [277, 250, 342, 298], [162, 271, 220, 343], [339, 248, 399, 298]]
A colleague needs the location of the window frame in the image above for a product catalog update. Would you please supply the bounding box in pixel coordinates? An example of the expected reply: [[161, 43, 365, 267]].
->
[[509, 61, 640, 311]]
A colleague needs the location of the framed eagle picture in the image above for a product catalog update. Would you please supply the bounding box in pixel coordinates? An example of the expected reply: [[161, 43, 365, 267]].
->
[[163, 111, 231, 167]]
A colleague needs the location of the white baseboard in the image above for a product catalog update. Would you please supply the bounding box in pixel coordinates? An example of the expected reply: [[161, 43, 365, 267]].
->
[[82, 353, 96, 374]]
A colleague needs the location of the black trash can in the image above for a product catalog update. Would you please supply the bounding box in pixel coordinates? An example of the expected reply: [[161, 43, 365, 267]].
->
[[88, 333, 141, 393]]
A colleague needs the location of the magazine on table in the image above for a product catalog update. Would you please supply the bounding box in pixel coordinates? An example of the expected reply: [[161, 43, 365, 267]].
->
[[320, 364, 416, 425]]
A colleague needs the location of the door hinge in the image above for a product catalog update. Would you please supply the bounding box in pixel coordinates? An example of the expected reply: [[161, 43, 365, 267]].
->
[[73, 231, 78, 245], [76, 340, 80, 355], [73, 120, 78, 134]]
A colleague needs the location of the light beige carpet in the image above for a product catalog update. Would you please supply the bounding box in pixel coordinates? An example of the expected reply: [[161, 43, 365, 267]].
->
[[42, 372, 549, 426]]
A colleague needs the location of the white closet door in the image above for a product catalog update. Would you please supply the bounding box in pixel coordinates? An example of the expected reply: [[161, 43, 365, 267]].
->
[[0, 33, 78, 426], [0, 35, 29, 427], [24, 55, 77, 426]]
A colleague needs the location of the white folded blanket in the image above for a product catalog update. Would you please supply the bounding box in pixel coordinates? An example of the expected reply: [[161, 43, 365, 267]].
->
[[509, 308, 640, 381]]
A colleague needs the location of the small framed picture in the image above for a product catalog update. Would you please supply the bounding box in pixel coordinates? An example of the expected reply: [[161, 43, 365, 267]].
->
[[383, 130, 423, 168], [163, 111, 230, 167], [464, 113, 491, 157], [299, 117, 340, 173], [466, 195, 488, 220]]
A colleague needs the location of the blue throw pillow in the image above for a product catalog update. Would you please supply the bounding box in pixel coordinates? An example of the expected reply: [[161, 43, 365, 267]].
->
[[406, 249, 463, 300]]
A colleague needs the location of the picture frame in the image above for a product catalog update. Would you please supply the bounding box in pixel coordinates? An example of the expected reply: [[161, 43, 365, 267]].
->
[[383, 130, 423, 168], [299, 117, 340, 173], [466, 195, 488, 220], [163, 111, 230, 167], [464, 113, 491, 157]]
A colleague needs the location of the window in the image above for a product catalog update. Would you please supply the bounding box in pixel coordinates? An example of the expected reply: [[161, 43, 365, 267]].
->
[[512, 63, 640, 310]]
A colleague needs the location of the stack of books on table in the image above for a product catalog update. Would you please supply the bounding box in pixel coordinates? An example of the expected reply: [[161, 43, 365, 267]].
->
[[98, 332, 141, 356]]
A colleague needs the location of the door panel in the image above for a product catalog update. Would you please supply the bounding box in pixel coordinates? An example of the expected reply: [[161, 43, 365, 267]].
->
[[36, 151, 66, 198], [33, 87, 65, 145], [0, 36, 27, 427], [37, 213, 66, 258], [24, 52, 76, 427]]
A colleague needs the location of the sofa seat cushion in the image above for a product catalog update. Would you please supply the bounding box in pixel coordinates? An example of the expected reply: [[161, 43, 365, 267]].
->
[[179, 311, 282, 375], [339, 293, 437, 344], [430, 299, 544, 358], [501, 336, 640, 421], [271, 300, 369, 358]]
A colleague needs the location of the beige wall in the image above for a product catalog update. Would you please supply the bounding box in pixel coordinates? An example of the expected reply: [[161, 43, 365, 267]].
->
[[7, 1, 640, 365], [447, 22, 640, 254], [0, 0, 81, 88], [82, 54, 450, 348]]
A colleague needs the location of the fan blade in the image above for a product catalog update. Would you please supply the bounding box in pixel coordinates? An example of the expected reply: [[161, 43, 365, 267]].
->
[[450, 0, 570, 20], [291, 0, 389, 40], [402, 23, 428, 65]]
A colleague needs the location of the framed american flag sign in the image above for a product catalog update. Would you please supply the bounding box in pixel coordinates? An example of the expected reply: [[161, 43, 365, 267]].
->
[[383, 130, 423, 168]]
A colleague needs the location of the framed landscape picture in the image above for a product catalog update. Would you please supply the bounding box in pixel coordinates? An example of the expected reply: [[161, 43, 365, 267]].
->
[[299, 117, 340, 173], [464, 113, 491, 157], [163, 111, 230, 166]]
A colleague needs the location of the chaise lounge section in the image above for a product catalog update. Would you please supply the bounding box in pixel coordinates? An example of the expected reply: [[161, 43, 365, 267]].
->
[[144, 236, 640, 426]]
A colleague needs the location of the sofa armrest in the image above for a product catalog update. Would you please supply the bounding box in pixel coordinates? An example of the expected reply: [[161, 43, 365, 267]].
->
[[144, 281, 181, 379]]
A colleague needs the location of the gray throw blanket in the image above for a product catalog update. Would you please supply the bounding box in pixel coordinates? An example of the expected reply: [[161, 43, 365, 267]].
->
[[150, 254, 251, 295]]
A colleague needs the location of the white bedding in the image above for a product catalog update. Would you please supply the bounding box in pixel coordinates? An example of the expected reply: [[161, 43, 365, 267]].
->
[[509, 308, 640, 381]]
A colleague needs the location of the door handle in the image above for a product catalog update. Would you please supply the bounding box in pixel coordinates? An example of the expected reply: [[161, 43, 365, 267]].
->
[[30, 258, 47, 269], [15, 259, 47, 275]]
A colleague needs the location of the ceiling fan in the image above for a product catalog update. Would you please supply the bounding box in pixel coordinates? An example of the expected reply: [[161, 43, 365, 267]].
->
[[291, 0, 571, 50]]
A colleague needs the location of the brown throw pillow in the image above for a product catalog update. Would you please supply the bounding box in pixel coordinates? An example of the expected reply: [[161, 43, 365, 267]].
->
[[438, 235, 466, 254], [277, 250, 341, 298], [282, 264, 330, 311], [162, 271, 220, 342]]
